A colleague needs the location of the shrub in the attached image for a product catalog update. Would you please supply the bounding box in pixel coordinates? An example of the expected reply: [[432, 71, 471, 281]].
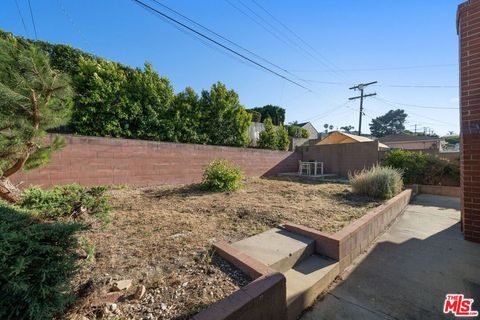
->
[[201, 160, 243, 192], [20, 184, 110, 223], [276, 125, 290, 151], [383, 150, 427, 184], [0, 201, 83, 319], [350, 165, 403, 200], [258, 117, 278, 150], [286, 125, 309, 138], [383, 150, 460, 185]]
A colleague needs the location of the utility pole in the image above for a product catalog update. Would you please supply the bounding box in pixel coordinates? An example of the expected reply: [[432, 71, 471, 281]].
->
[[349, 81, 377, 136], [414, 124, 417, 134]]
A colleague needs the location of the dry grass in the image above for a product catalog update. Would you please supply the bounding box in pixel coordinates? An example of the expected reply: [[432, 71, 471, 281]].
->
[[69, 177, 380, 319]]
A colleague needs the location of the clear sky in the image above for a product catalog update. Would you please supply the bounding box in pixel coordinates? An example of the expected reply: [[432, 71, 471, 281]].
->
[[1, 0, 462, 136]]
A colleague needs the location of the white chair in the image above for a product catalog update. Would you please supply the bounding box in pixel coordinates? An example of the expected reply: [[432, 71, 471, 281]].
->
[[298, 161, 311, 175]]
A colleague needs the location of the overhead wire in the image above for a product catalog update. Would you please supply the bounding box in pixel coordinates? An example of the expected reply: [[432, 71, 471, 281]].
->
[[14, 0, 29, 37], [27, 0, 38, 39], [130, 0, 311, 91]]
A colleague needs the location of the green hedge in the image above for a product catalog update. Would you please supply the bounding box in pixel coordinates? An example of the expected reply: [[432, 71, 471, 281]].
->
[[0, 29, 252, 148], [0, 201, 83, 320], [383, 150, 459, 185]]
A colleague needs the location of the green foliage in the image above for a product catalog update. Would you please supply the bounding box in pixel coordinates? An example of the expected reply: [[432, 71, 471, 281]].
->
[[286, 125, 309, 138], [276, 125, 290, 151], [201, 160, 243, 192], [383, 150, 460, 186], [0, 201, 83, 320], [20, 185, 110, 223], [340, 125, 355, 133], [383, 150, 428, 184], [251, 105, 285, 126], [0, 38, 72, 176], [258, 117, 278, 150], [369, 109, 407, 138], [0, 30, 254, 149], [198, 82, 251, 147], [350, 165, 403, 200], [247, 109, 262, 122], [444, 135, 460, 145]]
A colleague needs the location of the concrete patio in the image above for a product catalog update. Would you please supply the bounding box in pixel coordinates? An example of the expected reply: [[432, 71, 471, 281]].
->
[[301, 194, 480, 319]]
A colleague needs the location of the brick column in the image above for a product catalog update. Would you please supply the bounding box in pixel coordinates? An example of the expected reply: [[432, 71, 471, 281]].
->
[[458, 0, 480, 243]]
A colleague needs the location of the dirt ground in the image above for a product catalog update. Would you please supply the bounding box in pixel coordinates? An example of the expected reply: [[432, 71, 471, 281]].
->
[[69, 177, 380, 320]]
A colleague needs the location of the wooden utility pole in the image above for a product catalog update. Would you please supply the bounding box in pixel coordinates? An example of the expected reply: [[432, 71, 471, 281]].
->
[[349, 81, 377, 136]]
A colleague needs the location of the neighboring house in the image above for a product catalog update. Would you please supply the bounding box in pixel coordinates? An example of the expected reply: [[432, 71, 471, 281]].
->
[[317, 131, 390, 150], [378, 134, 443, 151], [297, 122, 320, 139]]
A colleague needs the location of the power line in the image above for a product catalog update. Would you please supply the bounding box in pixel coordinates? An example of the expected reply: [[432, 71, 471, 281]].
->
[[14, 0, 28, 37], [131, 0, 311, 91], [27, 0, 37, 39], [302, 79, 459, 89], [291, 64, 457, 73], [147, 0, 308, 85], [373, 96, 457, 126], [374, 97, 458, 110], [250, 0, 346, 78]]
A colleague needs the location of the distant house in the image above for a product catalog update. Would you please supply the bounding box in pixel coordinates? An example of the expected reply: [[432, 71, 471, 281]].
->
[[378, 134, 443, 151], [297, 122, 320, 139], [317, 131, 390, 150]]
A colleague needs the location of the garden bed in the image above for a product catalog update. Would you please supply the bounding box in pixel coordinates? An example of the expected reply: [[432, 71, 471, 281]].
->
[[69, 177, 380, 319]]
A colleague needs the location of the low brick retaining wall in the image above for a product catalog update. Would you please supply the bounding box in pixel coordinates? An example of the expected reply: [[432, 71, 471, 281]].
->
[[193, 272, 286, 320], [11, 134, 301, 188], [418, 185, 460, 197], [200, 190, 413, 320], [285, 189, 413, 272]]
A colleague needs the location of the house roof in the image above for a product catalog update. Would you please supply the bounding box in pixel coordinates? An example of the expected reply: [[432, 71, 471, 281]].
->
[[378, 134, 441, 143], [316, 131, 390, 149]]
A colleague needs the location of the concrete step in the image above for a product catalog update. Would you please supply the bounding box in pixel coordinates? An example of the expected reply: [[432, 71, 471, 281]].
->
[[231, 227, 315, 272], [285, 254, 339, 320]]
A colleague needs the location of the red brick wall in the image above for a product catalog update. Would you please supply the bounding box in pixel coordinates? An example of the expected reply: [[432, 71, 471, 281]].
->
[[11, 135, 301, 188], [458, 0, 480, 243]]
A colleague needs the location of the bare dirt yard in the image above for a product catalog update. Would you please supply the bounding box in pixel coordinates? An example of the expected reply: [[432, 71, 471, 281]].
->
[[69, 177, 380, 320]]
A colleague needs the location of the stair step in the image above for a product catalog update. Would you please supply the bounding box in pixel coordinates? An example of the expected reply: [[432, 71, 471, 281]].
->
[[284, 254, 339, 320], [231, 227, 314, 272]]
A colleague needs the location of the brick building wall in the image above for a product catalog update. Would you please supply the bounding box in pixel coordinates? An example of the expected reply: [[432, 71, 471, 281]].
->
[[458, 0, 480, 243], [301, 141, 381, 177], [11, 135, 301, 188]]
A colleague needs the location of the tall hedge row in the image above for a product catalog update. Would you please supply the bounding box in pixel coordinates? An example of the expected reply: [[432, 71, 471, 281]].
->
[[0, 30, 251, 147]]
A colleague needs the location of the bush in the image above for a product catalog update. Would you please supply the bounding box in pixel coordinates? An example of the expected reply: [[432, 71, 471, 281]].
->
[[287, 125, 309, 138], [350, 165, 403, 199], [0, 201, 83, 319], [20, 185, 110, 223], [201, 160, 243, 192], [383, 150, 428, 184], [383, 150, 460, 185], [258, 117, 278, 150]]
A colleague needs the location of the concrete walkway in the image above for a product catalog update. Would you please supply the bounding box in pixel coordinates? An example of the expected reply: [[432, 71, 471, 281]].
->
[[301, 194, 480, 320]]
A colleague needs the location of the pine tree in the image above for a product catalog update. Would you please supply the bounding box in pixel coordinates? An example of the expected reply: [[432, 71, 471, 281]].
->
[[0, 38, 72, 202]]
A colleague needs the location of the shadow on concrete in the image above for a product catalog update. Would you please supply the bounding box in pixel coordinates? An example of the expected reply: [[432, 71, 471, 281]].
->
[[302, 196, 480, 320]]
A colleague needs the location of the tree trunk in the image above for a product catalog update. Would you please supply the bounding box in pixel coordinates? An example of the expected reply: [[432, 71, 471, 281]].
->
[[0, 176, 21, 203]]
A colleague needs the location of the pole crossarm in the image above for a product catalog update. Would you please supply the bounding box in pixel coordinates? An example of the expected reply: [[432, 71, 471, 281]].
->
[[349, 92, 377, 100], [348, 81, 377, 135]]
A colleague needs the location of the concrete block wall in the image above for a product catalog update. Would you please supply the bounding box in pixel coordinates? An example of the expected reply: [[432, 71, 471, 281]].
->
[[301, 141, 381, 177], [11, 135, 301, 188], [458, 0, 480, 243]]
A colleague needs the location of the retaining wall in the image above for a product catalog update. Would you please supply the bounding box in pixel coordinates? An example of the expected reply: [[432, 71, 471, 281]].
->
[[11, 134, 301, 188]]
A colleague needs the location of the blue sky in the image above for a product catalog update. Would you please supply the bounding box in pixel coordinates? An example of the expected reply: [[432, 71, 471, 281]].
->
[[1, 0, 461, 135]]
